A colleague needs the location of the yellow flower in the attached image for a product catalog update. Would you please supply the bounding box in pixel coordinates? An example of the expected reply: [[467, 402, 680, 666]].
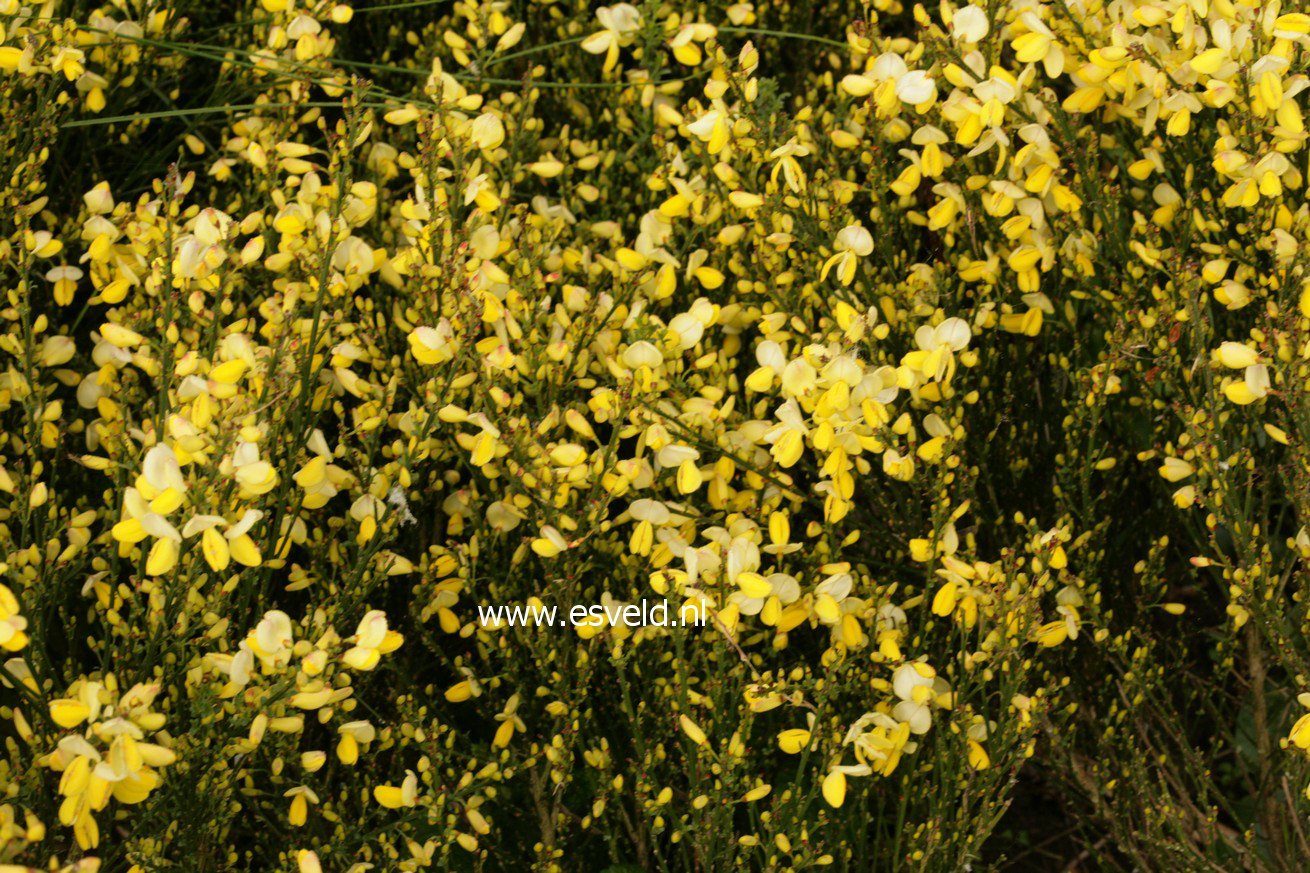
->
[[337, 721, 376, 765], [967, 739, 990, 770], [342, 610, 404, 671], [182, 510, 264, 571], [45, 265, 83, 306], [949, 5, 989, 42], [49, 699, 92, 729], [820, 225, 873, 286], [230, 442, 278, 497], [686, 110, 731, 155], [1157, 458, 1194, 483], [1222, 365, 1270, 405], [110, 446, 188, 577], [931, 580, 958, 617], [1290, 713, 1310, 749], [468, 113, 505, 150], [821, 770, 846, 808], [1010, 12, 1065, 76], [778, 729, 811, 754], [531, 525, 568, 558], [1035, 620, 1069, 647], [0, 584, 28, 652], [0, 46, 25, 70], [679, 714, 707, 746], [580, 4, 643, 71], [284, 786, 318, 827], [493, 694, 525, 747], [374, 770, 419, 808]]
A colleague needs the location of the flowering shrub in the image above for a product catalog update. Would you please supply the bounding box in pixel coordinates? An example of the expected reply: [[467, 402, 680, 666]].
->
[[4, 0, 1310, 870]]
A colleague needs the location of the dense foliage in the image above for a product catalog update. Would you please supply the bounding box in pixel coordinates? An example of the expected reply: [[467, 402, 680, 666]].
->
[[3, 0, 1310, 870]]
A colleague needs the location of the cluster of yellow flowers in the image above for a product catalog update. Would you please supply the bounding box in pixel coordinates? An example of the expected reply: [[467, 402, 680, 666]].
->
[[4, 0, 1310, 869]]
